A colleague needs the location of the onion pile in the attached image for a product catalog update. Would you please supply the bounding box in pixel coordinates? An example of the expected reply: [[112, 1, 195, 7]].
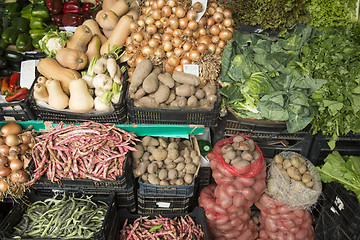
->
[[0, 122, 35, 200], [122, 0, 234, 77]]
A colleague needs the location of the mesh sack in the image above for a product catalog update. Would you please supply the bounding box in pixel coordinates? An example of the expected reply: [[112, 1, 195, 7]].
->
[[259, 224, 314, 240], [266, 151, 322, 209]]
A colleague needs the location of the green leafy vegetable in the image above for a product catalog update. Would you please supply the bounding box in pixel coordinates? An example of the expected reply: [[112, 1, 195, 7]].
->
[[221, 24, 325, 132], [316, 151, 360, 203]]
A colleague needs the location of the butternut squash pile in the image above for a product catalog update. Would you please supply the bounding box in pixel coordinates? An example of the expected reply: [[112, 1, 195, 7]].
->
[[33, 0, 140, 113]]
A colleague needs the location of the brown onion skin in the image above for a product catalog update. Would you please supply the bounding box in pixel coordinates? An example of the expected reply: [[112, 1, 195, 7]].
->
[[1, 122, 22, 137], [10, 158, 23, 171], [0, 180, 8, 192], [0, 145, 10, 156], [5, 135, 21, 146], [0, 155, 8, 166], [0, 166, 11, 177], [10, 170, 29, 183]]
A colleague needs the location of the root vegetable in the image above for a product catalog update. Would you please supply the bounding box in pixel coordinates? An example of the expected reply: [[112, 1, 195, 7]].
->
[[184, 173, 193, 184], [195, 89, 205, 99], [129, 59, 153, 93], [133, 160, 150, 177], [10, 170, 29, 183], [152, 148, 168, 161], [298, 164, 307, 174], [154, 84, 171, 103], [185, 163, 197, 174], [282, 159, 292, 169], [143, 68, 161, 93], [187, 95, 198, 108], [287, 167, 301, 181], [224, 150, 236, 160], [158, 169, 168, 180], [158, 72, 175, 88], [203, 82, 217, 96], [306, 181, 314, 188], [233, 160, 250, 167], [160, 180, 170, 185], [165, 91, 176, 104], [174, 156, 185, 163], [132, 144, 144, 159], [168, 169, 178, 179], [301, 173, 312, 183], [148, 174, 160, 185], [147, 162, 158, 174], [175, 84, 195, 97], [155, 160, 164, 168], [166, 162, 176, 170], [134, 96, 157, 107], [176, 162, 185, 171], [141, 173, 148, 182], [241, 150, 253, 161], [274, 154, 283, 164], [134, 88, 146, 99], [172, 71, 200, 86], [176, 179, 184, 185]]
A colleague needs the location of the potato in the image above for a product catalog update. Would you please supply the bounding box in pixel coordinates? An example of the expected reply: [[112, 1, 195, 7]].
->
[[134, 96, 157, 108], [290, 156, 302, 168], [223, 155, 231, 164], [280, 169, 288, 176], [168, 169, 178, 179], [221, 145, 234, 153], [275, 163, 283, 169], [203, 82, 217, 96], [158, 169, 168, 180], [233, 136, 244, 143], [184, 173, 194, 184], [274, 154, 283, 164], [147, 146, 156, 154], [169, 179, 177, 185], [198, 99, 211, 109], [141, 173, 148, 182], [165, 91, 176, 105], [183, 147, 190, 158], [207, 94, 218, 104], [142, 67, 161, 93], [237, 142, 250, 151], [147, 162, 158, 174], [224, 150, 236, 160], [282, 159, 292, 169], [176, 84, 195, 97], [183, 140, 191, 148], [298, 164, 307, 174], [184, 157, 193, 164], [142, 136, 153, 146], [169, 99, 179, 108], [172, 71, 201, 86], [168, 148, 179, 160], [176, 179, 185, 185], [158, 72, 175, 88], [287, 167, 301, 181], [195, 89, 205, 99], [176, 162, 185, 171], [153, 84, 171, 104], [177, 96, 188, 107], [152, 148, 168, 161], [164, 158, 173, 165], [129, 59, 153, 93], [241, 150, 253, 161], [187, 96, 198, 108], [165, 162, 176, 170], [305, 181, 315, 188], [178, 170, 186, 179], [192, 156, 201, 166], [132, 144, 144, 159], [158, 138, 168, 148], [173, 156, 185, 163], [160, 180, 170, 186], [134, 87, 146, 99], [190, 150, 198, 159], [291, 154, 305, 163], [301, 173, 312, 183], [233, 160, 250, 167], [132, 158, 141, 167], [155, 160, 164, 168], [133, 160, 150, 177], [148, 174, 160, 185], [253, 151, 260, 161], [185, 163, 197, 174]]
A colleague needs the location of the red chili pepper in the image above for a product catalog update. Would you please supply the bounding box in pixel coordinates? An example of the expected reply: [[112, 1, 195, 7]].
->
[[82, 2, 94, 13], [8, 72, 20, 93], [62, 13, 82, 26], [5, 88, 28, 102], [51, 14, 63, 26], [1, 77, 10, 95], [46, 0, 63, 15], [63, 3, 82, 14], [63, 0, 81, 5]]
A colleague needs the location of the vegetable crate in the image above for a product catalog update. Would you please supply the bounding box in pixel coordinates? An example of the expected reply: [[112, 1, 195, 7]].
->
[[137, 190, 193, 214], [31, 154, 132, 189], [308, 133, 360, 166], [109, 207, 209, 240], [314, 182, 360, 240], [213, 113, 314, 159], [0, 99, 35, 121], [0, 191, 117, 240], [0, 201, 14, 228], [138, 178, 197, 197], [126, 96, 221, 127], [197, 167, 212, 191], [27, 80, 128, 124]]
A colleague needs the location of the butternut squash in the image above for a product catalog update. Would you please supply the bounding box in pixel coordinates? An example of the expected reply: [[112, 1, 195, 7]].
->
[[100, 15, 134, 55], [66, 25, 93, 53], [45, 79, 69, 110], [109, 0, 129, 17], [37, 57, 81, 95], [33, 83, 49, 103], [103, 29, 112, 39], [126, 8, 139, 21], [83, 19, 107, 44], [68, 78, 94, 113], [86, 35, 101, 63], [102, 0, 119, 10], [56, 47, 88, 70], [96, 9, 119, 31]]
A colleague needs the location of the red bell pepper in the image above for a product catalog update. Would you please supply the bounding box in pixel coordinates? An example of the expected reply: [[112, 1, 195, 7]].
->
[[51, 14, 63, 26], [64, 0, 81, 5], [62, 13, 82, 26], [63, 3, 82, 14], [46, 0, 63, 15], [5, 87, 28, 102], [1, 77, 9, 95], [82, 2, 94, 13], [8, 72, 20, 92]]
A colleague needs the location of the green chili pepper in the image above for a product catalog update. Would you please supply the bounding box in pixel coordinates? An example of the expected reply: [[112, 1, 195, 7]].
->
[[12, 17, 30, 33], [32, 6, 50, 20], [149, 224, 163, 233], [16, 33, 32, 52], [1, 27, 21, 44], [4, 3, 21, 15], [30, 17, 46, 30], [21, 4, 34, 20]]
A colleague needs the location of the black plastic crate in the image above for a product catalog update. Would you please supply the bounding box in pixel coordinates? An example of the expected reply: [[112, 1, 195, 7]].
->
[[0, 98, 35, 121], [32, 155, 131, 190], [197, 167, 211, 190], [138, 178, 196, 197], [308, 133, 360, 166], [137, 191, 191, 214], [28, 78, 128, 124], [0, 201, 14, 228], [0, 191, 116, 240], [127, 95, 221, 127], [110, 207, 209, 240], [315, 182, 360, 240]]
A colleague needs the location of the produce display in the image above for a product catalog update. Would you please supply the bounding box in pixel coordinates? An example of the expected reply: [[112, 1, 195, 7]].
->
[[120, 213, 204, 239], [122, 0, 234, 83], [128, 59, 218, 109], [0, 72, 29, 102], [316, 151, 360, 203], [29, 121, 137, 184], [0, 122, 36, 201], [132, 136, 201, 186], [10, 194, 108, 239], [0, 50, 24, 75]]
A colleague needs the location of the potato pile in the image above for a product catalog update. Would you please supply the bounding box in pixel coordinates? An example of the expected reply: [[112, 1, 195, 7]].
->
[[132, 136, 201, 186], [221, 136, 261, 167], [128, 59, 218, 109], [273, 154, 314, 189]]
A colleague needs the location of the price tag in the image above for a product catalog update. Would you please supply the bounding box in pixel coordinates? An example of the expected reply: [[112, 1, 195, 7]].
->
[[64, 26, 77, 32], [156, 202, 171, 208], [183, 64, 199, 77], [193, 0, 207, 22], [20, 60, 38, 89]]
